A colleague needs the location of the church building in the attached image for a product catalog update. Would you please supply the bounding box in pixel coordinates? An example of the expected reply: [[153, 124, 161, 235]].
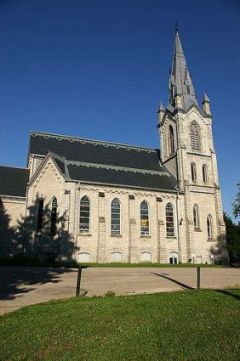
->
[[0, 30, 226, 264]]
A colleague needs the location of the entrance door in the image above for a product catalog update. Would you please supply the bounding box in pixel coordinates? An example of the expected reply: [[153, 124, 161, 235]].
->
[[169, 253, 178, 264]]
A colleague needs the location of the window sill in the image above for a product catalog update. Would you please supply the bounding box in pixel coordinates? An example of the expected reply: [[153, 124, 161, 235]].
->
[[140, 235, 151, 238], [110, 234, 122, 238], [194, 228, 202, 232], [166, 236, 177, 239], [79, 233, 92, 237]]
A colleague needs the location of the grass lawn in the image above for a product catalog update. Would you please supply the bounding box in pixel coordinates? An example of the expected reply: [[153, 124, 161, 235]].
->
[[1, 290, 240, 361], [0, 258, 226, 268]]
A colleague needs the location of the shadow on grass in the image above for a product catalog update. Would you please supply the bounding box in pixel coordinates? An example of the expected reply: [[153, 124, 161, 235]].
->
[[216, 289, 240, 301], [152, 272, 194, 290]]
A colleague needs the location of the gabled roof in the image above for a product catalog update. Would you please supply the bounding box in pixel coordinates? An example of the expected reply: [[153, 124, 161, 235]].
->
[[66, 161, 177, 192], [29, 132, 177, 192], [28, 131, 161, 171], [0, 166, 29, 197]]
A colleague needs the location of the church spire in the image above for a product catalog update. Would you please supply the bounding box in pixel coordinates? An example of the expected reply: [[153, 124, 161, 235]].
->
[[168, 28, 198, 111]]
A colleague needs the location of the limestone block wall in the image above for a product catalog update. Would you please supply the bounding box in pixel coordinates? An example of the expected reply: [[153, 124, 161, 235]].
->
[[185, 189, 218, 264], [73, 183, 188, 264], [28, 154, 44, 178], [0, 195, 26, 256]]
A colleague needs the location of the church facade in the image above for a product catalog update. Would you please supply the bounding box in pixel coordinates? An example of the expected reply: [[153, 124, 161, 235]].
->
[[0, 31, 226, 264]]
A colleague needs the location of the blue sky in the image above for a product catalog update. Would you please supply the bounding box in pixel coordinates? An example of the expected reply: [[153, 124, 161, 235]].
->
[[0, 0, 239, 217]]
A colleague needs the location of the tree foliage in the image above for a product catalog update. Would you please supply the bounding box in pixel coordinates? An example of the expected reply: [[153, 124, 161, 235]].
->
[[233, 183, 240, 218], [224, 213, 240, 266]]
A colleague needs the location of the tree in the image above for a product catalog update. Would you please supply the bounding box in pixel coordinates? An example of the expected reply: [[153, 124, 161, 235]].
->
[[233, 183, 240, 218], [224, 213, 240, 266]]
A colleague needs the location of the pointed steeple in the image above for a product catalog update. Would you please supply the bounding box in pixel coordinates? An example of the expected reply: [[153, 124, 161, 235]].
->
[[168, 28, 198, 111]]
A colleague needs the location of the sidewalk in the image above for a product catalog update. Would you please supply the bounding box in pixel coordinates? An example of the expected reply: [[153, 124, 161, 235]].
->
[[1, 266, 240, 315]]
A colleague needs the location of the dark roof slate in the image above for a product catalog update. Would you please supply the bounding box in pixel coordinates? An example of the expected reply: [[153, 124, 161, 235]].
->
[[29, 132, 177, 192], [67, 163, 177, 191], [29, 132, 161, 171], [0, 166, 29, 197]]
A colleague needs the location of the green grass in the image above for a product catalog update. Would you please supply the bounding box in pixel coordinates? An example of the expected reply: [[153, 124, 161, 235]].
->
[[0, 258, 226, 268], [1, 290, 240, 361], [78, 262, 225, 268]]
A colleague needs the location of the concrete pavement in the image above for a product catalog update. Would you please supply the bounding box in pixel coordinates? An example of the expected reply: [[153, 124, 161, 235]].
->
[[0, 266, 240, 315]]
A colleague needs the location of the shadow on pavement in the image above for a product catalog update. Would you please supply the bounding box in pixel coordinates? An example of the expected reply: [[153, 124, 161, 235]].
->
[[152, 272, 194, 290], [0, 266, 75, 300]]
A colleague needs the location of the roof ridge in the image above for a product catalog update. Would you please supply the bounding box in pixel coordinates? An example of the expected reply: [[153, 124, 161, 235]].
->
[[30, 130, 158, 153], [0, 164, 29, 171]]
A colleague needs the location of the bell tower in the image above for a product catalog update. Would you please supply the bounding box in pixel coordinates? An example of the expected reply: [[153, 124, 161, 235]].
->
[[157, 28, 226, 263]]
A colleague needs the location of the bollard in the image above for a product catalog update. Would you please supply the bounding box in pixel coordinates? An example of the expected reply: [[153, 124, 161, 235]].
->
[[76, 265, 82, 297], [197, 266, 201, 289]]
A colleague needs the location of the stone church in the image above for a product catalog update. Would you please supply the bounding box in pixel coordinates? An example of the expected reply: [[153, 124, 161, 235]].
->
[[0, 30, 226, 264]]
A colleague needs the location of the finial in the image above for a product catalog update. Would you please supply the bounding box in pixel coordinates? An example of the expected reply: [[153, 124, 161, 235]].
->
[[157, 103, 165, 113], [202, 92, 210, 102], [202, 92, 211, 115]]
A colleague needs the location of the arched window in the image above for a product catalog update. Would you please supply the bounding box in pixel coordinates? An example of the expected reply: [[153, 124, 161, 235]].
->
[[111, 198, 121, 236], [193, 204, 200, 230], [202, 164, 208, 184], [79, 196, 90, 233], [169, 125, 175, 155], [207, 214, 213, 240], [191, 162, 197, 182], [166, 203, 175, 237], [190, 121, 201, 151], [50, 197, 57, 236], [37, 199, 44, 232], [140, 201, 149, 236]]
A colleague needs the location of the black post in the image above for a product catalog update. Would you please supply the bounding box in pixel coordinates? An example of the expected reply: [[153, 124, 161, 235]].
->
[[197, 266, 201, 289], [76, 265, 82, 297]]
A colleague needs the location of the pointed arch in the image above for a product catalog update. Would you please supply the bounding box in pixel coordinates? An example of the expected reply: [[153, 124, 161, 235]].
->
[[37, 199, 44, 232], [166, 203, 175, 237], [50, 197, 57, 236], [193, 204, 200, 230], [111, 198, 121, 236], [207, 214, 213, 240], [168, 124, 175, 156], [202, 164, 208, 184], [191, 162, 197, 182], [79, 195, 90, 233], [140, 200, 149, 236], [190, 121, 201, 151]]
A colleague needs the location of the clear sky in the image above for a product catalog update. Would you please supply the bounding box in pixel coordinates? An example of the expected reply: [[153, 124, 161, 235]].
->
[[0, 0, 239, 217]]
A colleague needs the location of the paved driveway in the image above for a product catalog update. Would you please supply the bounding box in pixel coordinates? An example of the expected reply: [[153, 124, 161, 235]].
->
[[1, 266, 240, 315]]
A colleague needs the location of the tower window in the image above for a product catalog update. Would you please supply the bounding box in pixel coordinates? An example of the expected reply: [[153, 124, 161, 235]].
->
[[190, 121, 201, 151], [166, 203, 175, 237], [50, 197, 57, 236], [140, 201, 149, 236], [191, 163, 197, 182], [187, 85, 190, 94], [207, 214, 213, 240], [111, 198, 121, 236], [79, 196, 90, 233], [168, 125, 175, 156], [202, 164, 208, 184], [193, 204, 200, 230]]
